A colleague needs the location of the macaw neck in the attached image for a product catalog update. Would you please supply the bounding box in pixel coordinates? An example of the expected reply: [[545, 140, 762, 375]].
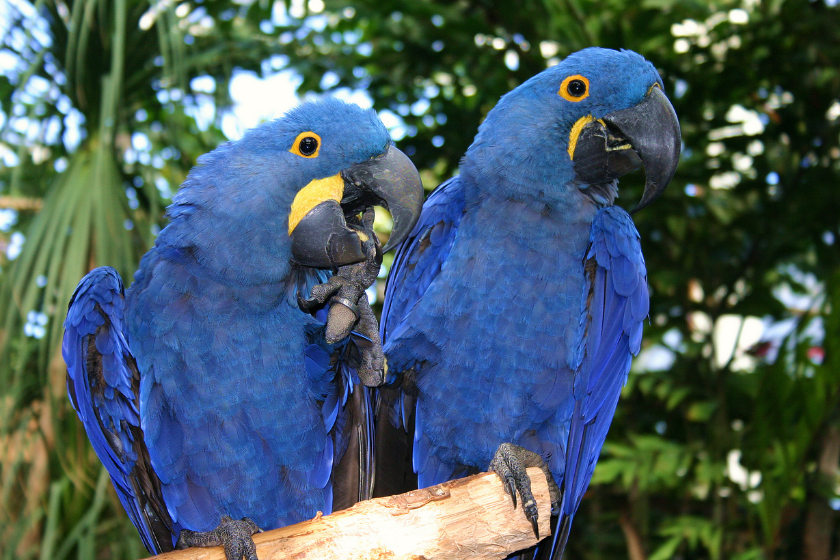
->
[[457, 167, 603, 244], [132, 247, 311, 318], [459, 126, 620, 214], [144, 224, 331, 318], [153, 207, 297, 288], [460, 150, 576, 210]]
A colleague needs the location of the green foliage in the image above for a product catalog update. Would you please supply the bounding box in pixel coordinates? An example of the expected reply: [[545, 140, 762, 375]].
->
[[1, 1, 290, 557], [272, 5, 840, 559], [1, 0, 839, 558], [649, 516, 724, 560]]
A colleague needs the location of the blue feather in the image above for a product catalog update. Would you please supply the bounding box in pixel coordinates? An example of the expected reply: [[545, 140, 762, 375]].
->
[[64, 99, 390, 553], [379, 48, 661, 560]]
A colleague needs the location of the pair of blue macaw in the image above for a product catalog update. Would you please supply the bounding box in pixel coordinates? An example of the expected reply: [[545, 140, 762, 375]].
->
[[64, 48, 679, 560]]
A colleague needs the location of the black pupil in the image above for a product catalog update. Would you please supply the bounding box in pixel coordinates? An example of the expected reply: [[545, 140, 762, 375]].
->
[[568, 79, 586, 97], [299, 137, 318, 155]]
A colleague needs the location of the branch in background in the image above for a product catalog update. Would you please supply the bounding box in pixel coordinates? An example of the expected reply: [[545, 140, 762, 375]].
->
[[145, 468, 551, 560], [619, 512, 648, 560], [0, 196, 43, 211], [803, 425, 840, 560]]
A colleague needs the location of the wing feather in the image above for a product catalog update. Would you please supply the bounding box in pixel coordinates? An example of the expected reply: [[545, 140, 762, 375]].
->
[[63, 267, 174, 554], [314, 311, 377, 510], [549, 206, 648, 559], [380, 177, 465, 345], [373, 178, 465, 497]]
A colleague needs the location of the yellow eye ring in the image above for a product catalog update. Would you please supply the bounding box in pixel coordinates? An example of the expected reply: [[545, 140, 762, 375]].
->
[[559, 75, 590, 102], [289, 131, 321, 158]]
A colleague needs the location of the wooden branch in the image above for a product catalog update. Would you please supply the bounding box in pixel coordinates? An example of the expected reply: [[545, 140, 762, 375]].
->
[[0, 196, 43, 211], [618, 513, 647, 560], [144, 467, 551, 560]]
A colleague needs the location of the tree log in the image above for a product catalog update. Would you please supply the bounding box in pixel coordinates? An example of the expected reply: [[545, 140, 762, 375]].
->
[[0, 196, 43, 211], [144, 467, 551, 560]]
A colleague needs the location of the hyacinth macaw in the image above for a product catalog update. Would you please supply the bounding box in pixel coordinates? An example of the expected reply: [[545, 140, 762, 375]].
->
[[376, 48, 681, 558], [63, 98, 424, 560]]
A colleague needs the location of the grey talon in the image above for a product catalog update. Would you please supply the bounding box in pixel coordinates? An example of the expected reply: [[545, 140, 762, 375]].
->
[[176, 516, 261, 560], [489, 442, 562, 541]]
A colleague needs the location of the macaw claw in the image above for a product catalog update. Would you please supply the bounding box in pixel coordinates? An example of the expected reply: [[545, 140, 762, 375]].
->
[[298, 208, 381, 342], [488, 443, 563, 540], [298, 209, 386, 386], [176, 516, 261, 560]]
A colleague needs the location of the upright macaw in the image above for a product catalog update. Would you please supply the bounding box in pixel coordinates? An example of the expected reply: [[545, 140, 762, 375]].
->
[[376, 48, 681, 558], [63, 99, 423, 560]]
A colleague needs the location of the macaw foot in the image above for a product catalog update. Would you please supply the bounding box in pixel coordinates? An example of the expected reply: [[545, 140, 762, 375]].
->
[[176, 516, 261, 560], [488, 443, 562, 539], [299, 209, 386, 386], [343, 298, 386, 387]]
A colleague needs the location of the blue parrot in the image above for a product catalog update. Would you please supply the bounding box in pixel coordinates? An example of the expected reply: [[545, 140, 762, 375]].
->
[[63, 99, 423, 559], [375, 48, 681, 558]]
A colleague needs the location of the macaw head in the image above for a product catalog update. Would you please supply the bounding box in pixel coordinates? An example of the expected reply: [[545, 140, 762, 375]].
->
[[277, 99, 425, 268], [161, 98, 424, 283], [463, 47, 680, 211]]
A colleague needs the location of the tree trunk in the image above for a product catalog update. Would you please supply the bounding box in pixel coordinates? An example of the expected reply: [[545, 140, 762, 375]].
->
[[619, 512, 647, 560], [804, 425, 840, 560]]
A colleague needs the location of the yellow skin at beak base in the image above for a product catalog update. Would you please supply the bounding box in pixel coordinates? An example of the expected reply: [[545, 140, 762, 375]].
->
[[567, 115, 606, 160], [288, 173, 345, 235]]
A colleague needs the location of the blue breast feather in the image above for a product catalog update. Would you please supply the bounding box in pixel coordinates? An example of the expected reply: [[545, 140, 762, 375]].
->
[[64, 262, 366, 553], [380, 195, 648, 559]]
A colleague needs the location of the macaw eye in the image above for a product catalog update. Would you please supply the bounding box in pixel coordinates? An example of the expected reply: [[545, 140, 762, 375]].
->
[[290, 131, 322, 158], [567, 80, 586, 97], [299, 137, 318, 155], [559, 75, 590, 102]]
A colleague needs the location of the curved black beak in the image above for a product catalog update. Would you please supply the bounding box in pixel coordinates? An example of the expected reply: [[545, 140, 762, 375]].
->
[[340, 144, 425, 252], [289, 145, 424, 268], [289, 198, 370, 268], [572, 86, 681, 213]]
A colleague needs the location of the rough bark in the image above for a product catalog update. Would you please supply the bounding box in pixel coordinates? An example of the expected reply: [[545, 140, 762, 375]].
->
[[619, 513, 647, 560], [804, 425, 840, 560], [143, 468, 551, 560]]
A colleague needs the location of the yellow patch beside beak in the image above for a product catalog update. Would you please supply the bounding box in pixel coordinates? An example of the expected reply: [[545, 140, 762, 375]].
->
[[288, 174, 345, 235], [568, 115, 606, 160]]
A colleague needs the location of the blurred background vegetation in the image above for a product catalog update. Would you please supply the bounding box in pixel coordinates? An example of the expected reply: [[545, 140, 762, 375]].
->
[[1, 0, 839, 558]]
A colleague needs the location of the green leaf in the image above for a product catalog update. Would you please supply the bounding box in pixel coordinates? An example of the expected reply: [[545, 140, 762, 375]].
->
[[686, 400, 718, 422], [649, 536, 683, 560]]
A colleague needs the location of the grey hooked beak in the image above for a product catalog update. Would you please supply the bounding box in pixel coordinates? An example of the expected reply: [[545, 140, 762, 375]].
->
[[340, 144, 425, 253], [289, 144, 424, 268], [572, 85, 681, 213]]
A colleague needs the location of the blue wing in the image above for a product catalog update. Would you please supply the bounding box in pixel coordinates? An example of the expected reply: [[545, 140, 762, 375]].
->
[[63, 267, 175, 554], [380, 176, 465, 347], [549, 205, 649, 557], [373, 177, 464, 497], [304, 298, 377, 510]]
